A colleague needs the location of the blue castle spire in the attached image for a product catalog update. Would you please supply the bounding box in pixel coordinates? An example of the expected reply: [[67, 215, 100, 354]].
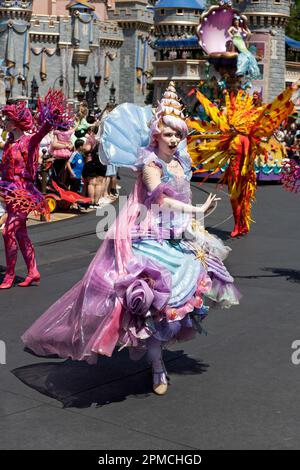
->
[[154, 0, 206, 9]]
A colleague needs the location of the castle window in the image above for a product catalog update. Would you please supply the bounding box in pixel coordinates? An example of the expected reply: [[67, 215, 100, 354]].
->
[[176, 9, 184, 16], [273, 0, 281, 3], [160, 9, 165, 15]]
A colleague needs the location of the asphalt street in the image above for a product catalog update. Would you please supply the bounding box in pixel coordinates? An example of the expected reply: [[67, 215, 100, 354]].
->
[[0, 169, 300, 450]]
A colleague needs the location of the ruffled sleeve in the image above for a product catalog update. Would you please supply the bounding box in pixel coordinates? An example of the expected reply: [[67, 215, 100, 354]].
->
[[136, 147, 162, 169], [144, 183, 182, 208]]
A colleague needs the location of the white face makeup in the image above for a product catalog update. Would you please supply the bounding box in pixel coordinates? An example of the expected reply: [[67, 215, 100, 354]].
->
[[156, 125, 183, 159]]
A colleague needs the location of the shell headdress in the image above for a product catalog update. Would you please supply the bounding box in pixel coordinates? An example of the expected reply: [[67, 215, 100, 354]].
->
[[157, 81, 186, 121], [148, 81, 188, 147]]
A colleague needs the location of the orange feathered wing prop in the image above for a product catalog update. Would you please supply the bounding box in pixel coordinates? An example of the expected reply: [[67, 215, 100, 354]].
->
[[187, 86, 296, 235]]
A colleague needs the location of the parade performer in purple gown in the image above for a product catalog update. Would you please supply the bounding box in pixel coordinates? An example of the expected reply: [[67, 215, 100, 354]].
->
[[22, 83, 240, 395], [0, 90, 72, 289]]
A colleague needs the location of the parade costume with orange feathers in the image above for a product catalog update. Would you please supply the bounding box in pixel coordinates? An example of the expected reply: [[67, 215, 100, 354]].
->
[[188, 85, 297, 237]]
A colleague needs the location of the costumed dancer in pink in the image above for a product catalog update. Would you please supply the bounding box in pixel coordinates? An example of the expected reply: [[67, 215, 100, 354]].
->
[[0, 90, 72, 289]]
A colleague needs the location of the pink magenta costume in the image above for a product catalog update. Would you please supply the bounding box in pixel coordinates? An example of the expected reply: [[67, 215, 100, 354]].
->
[[0, 91, 73, 287]]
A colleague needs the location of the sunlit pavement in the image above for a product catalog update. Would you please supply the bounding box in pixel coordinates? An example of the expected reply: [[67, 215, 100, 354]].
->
[[0, 170, 300, 450]]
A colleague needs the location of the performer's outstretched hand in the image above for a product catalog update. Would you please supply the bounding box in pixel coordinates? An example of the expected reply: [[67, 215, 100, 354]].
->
[[292, 79, 300, 90], [200, 193, 221, 214]]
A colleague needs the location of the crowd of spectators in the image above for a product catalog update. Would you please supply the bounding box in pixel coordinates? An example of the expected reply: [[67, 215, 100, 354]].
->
[[275, 121, 300, 161], [0, 95, 299, 226], [0, 100, 121, 219]]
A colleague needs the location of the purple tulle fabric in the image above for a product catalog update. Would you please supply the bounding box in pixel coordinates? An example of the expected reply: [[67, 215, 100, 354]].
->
[[22, 187, 135, 363], [144, 183, 183, 208], [206, 254, 234, 284], [22, 175, 177, 363], [22, 148, 240, 363], [208, 278, 242, 308]]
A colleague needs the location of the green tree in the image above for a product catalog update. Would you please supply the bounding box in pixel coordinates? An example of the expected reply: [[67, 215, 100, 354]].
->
[[286, 1, 300, 41]]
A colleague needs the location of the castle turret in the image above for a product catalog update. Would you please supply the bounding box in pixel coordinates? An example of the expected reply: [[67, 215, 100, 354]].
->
[[67, 1, 95, 64], [152, 0, 207, 102], [29, 1, 124, 111], [232, 0, 291, 101], [0, 0, 33, 98], [108, 0, 154, 106]]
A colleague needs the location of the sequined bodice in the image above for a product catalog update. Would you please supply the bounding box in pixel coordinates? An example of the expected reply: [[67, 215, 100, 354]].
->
[[131, 152, 193, 241], [159, 156, 192, 204]]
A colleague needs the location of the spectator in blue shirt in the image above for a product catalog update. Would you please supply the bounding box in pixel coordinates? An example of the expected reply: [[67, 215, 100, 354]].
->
[[66, 139, 85, 193]]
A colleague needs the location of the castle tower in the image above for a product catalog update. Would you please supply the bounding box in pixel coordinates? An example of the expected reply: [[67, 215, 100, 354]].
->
[[232, 0, 291, 101], [29, 1, 123, 111], [108, 0, 154, 106], [66, 1, 95, 66], [0, 0, 33, 99], [152, 0, 207, 103]]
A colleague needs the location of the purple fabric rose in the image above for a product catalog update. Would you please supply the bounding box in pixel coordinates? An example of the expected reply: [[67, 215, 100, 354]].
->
[[115, 256, 172, 317], [125, 278, 154, 316], [115, 256, 172, 348]]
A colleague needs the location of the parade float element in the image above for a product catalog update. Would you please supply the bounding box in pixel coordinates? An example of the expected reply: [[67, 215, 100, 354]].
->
[[189, 0, 290, 182], [188, 85, 296, 237]]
